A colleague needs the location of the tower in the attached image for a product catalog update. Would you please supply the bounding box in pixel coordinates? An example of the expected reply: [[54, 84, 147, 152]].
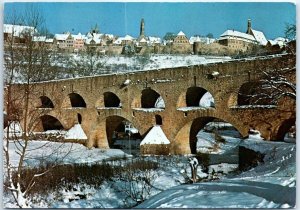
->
[[246, 19, 252, 34], [140, 18, 145, 37]]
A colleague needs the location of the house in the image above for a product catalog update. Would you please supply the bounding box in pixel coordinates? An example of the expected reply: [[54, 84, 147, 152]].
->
[[4, 24, 36, 44], [189, 36, 215, 45], [54, 33, 72, 50], [72, 33, 86, 51], [171, 31, 192, 54], [218, 30, 257, 52], [218, 19, 268, 52], [266, 37, 289, 53]]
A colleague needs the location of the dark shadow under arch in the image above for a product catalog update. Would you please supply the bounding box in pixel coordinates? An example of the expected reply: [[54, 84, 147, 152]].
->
[[69, 93, 86, 108], [275, 118, 295, 141], [39, 96, 54, 108], [104, 92, 121, 107], [185, 87, 215, 107], [106, 116, 142, 150], [141, 88, 161, 108], [40, 115, 64, 131]]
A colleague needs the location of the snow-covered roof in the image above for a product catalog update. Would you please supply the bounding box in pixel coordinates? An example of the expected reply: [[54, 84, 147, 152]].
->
[[54, 33, 70, 41], [72, 33, 86, 40], [45, 38, 54, 43], [104, 34, 114, 39], [86, 32, 93, 39], [64, 124, 87, 140], [93, 33, 103, 39], [220, 30, 256, 42], [268, 40, 277, 46], [113, 37, 123, 45], [251, 29, 267, 45], [85, 37, 102, 45], [148, 36, 161, 44], [4, 24, 36, 37], [177, 31, 186, 36], [123, 35, 134, 41], [140, 125, 170, 145], [139, 38, 147, 43], [268, 37, 287, 48], [32, 36, 46, 42], [274, 37, 288, 42], [189, 36, 201, 44]]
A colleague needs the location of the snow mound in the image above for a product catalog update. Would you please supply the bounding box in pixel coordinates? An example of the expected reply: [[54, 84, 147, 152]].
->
[[140, 126, 170, 145], [64, 124, 87, 140], [4, 121, 23, 137]]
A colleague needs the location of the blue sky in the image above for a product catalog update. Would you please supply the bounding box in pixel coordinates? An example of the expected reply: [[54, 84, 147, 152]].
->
[[4, 2, 296, 39]]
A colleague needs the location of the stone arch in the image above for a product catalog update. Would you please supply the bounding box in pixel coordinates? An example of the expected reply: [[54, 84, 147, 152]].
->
[[104, 92, 121, 107], [68, 93, 86, 108], [173, 116, 245, 154], [106, 115, 142, 153], [141, 88, 165, 108], [40, 115, 64, 131], [38, 96, 54, 108], [238, 82, 274, 106], [274, 118, 296, 141], [177, 86, 215, 108]]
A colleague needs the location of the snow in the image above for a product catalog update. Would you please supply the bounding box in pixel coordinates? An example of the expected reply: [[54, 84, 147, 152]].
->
[[177, 31, 186, 36], [32, 36, 47, 42], [124, 35, 134, 40], [4, 121, 23, 137], [4, 24, 36, 37], [6, 140, 130, 168], [64, 124, 87, 140], [155, 96, 165, 108], [137, 140, 296, 208], [140, 126, 170, 145], [54, 33, 69, 41], [139, 38, 147, 43], [189, 36, 215, 44], [123, 79, 131, 85], [200, 92, 215, 107], [231, 105, 276, 109], [219, 30, 256, 42], [251, 29, 268, 46], [268, 37, 288, 48], [148, 36, 161, 44], [133, 108, 164, 112], [177, 107, 210, 111]]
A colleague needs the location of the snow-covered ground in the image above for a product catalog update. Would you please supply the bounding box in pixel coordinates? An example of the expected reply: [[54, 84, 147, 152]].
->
[[72, 54, 231, 74], [3, 125, 296, 208], [137, 135, 296, 208]]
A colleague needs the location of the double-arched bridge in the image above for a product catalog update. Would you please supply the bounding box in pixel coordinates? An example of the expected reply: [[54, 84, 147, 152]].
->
[[9, 54, 296, 154]]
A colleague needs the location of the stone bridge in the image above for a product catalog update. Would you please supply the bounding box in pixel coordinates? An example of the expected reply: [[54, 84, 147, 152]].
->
[[9, 54, 296, 154]]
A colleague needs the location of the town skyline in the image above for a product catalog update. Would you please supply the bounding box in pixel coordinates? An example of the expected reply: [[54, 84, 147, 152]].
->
[[4, 2, 295, 40]]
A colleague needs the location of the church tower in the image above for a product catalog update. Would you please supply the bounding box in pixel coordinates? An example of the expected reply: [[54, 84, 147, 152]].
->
[[140, 18, 145, 37], [246, 19, 252, 34]]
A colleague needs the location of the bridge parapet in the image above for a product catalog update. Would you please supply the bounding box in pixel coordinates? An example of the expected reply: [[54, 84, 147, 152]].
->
[[6, 53, 295, 154]]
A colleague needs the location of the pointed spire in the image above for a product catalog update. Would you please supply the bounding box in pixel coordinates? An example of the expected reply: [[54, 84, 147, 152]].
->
[[247, 19, 252, 34], [140, 18, 145, 36]]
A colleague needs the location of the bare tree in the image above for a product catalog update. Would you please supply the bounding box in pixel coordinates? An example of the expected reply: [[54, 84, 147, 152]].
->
[[3, 7, 70, 208], [285, 23, 296, 40]]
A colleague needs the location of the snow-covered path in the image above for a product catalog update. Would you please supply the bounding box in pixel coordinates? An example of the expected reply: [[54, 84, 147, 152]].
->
[[136, 180, 295, 208], [137, 139, 296, 208]]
